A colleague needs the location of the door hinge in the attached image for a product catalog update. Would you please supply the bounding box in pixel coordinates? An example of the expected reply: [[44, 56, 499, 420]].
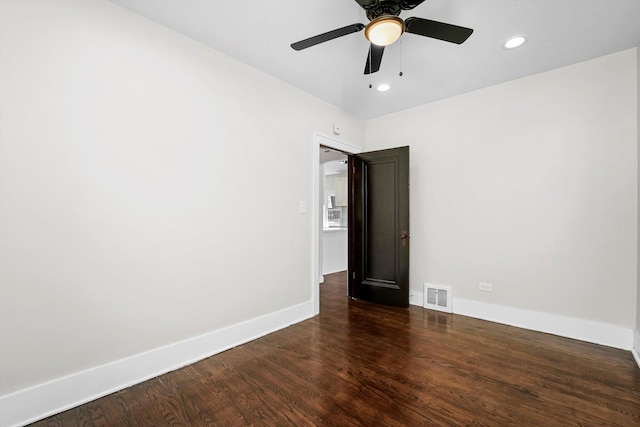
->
[[353, 166, 355, 174], [400, 230, 410, 247], [352, 272, 355, 279]]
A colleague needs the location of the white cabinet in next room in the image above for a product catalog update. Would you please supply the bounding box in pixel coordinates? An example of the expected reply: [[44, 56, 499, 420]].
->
[[334, 176, 348, 206]]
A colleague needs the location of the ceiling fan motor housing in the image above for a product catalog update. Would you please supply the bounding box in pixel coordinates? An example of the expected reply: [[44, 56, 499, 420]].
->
[[365, 2, 401, 20], [360, 0, 426, 20], [398, 1, 427, 11]]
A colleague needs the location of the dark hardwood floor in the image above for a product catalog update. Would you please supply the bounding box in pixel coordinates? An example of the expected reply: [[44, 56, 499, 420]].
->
[[31, 271, 640, 426]]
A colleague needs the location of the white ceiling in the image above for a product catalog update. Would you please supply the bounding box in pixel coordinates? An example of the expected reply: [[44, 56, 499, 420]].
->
[[320, 146, 348, 164], [324, 160, 349, 175], [110, 0, 640, 119]]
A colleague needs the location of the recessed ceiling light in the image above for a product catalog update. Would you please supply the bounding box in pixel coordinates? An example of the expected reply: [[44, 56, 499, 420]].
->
[[377, 83, 390, 92], [503, 35, 527, 49]]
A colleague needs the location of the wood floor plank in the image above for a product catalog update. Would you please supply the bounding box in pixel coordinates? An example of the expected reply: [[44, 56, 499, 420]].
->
[[28, 271, 640, 426], [170, 365, 251, 425], [110, 386, 162, 426]]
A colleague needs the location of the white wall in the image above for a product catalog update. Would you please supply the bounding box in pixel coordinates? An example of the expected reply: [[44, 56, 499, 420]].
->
[[0, 0, 364, 398], [366, 49, 638, 333]]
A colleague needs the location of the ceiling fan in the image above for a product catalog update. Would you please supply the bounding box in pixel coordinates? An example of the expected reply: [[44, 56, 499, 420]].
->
[[291, 0, 473, 74]]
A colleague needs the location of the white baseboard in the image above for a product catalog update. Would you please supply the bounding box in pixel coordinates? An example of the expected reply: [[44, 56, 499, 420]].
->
[[453, 298, 633, 351], [411, 291, 634, 361], [409, 291, 424, 307], [633, 329, 640, 369], [0, 301, 314, 427]]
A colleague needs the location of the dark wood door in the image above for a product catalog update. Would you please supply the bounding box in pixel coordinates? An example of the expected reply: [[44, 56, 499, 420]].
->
[[348, 146, 409, 307]]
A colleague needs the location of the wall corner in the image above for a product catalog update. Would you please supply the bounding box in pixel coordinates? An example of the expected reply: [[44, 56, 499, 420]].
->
[[633, 329, 640, 369], [636, 45, 640, 365]]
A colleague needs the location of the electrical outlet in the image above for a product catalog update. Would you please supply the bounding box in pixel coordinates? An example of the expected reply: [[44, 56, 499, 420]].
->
[[478, 282, 493, 292]]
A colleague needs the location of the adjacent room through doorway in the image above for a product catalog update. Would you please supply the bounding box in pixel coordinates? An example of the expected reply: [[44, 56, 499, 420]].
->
[[320, 146, 349, 281]]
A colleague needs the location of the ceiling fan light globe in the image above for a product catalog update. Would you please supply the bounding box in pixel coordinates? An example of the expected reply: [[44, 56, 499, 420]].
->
[[365, 16, 404, 46]]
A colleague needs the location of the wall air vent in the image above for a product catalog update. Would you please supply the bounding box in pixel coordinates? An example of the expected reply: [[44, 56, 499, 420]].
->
[[423, 284, 453, 313]]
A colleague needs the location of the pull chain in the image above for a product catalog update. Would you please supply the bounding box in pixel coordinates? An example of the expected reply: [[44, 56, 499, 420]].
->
[[399, 37, 404, 77], [368, 43, 373, 88]]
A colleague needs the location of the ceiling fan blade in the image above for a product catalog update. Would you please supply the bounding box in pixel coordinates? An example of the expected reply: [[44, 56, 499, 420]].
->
[[291, 24, 365, 51], [364, 44, 384, 74], [404, 17, 473, 44]]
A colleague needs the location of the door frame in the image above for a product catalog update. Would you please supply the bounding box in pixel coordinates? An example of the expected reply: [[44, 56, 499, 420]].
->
[[311, 132, 361, 315]]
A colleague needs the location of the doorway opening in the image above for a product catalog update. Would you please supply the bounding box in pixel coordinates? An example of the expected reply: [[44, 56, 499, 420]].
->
[[311, 133, 360, 315], [320, 147, 348, 281]]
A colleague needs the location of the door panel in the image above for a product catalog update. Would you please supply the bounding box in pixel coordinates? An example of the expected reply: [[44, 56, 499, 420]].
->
[[348, 146, 409, 307]]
